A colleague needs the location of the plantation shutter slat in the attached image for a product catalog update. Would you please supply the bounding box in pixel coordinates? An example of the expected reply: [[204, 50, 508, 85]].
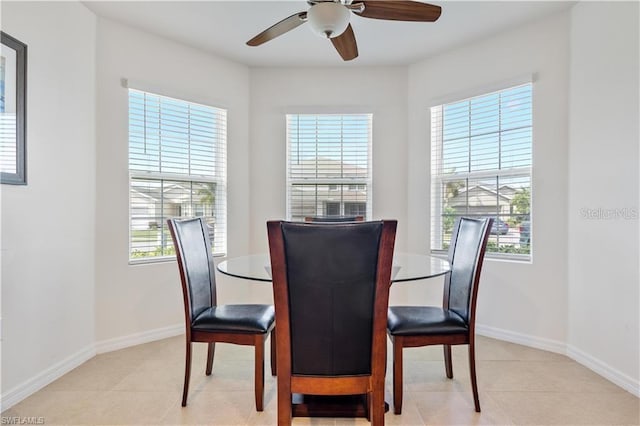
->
[[128, 89, 227, 260]]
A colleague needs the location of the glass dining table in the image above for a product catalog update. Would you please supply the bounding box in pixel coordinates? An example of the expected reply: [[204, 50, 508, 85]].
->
[[217, 252, 450, 284], [216, 252, 450, 418]]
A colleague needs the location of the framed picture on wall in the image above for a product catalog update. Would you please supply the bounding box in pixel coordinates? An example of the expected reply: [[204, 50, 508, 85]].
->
[[1, 31, 27, 185]]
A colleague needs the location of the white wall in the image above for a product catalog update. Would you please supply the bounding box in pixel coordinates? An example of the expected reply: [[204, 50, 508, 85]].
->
[[407, 12, 571, 347], [95, 18, 252, 345], [568, 1, 639, 393], [249, 67, 409, 249], [247, 67, 409, 302], [0, 1, 97, 406]]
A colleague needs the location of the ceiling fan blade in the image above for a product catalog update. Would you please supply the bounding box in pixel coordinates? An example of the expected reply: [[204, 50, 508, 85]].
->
[[331, 24, 358, 61], [246, 11, 307, 46], [356, 1, 441, 22]]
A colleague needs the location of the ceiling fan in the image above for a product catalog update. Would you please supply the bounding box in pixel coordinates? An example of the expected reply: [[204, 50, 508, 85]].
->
[[246, 0, 441, 61]]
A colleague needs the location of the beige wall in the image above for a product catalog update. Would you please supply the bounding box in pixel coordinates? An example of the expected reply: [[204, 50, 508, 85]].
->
[[94, 18, 252, 344], [1, 1, 97, 405], [568, 1, 639, 392], [248, 67, 409, 252], [247, 67, 410, 304], [407, 12, 571, 347]]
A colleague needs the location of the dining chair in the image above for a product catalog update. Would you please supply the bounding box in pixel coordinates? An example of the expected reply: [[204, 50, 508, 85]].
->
[[167, 217, 276, 411], [386, 216, 493, 414], [267, 220, 397, 425], [304, 215, 365, 222]]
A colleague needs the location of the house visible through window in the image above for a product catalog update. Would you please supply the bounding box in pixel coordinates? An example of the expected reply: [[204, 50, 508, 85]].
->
[[345, 201, 366, 216], [128, 89, 227, 261], [431, 83, 532, 259], [286, 114, 372, 221]]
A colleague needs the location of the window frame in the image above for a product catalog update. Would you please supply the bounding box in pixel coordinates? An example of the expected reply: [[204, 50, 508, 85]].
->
[[430, 83, 533, 262], [285, 113, 373, 222], [127, 89, 227, 263]]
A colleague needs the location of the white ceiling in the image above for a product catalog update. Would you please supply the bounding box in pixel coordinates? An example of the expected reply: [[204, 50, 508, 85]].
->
[[83, 1, 575, 67]]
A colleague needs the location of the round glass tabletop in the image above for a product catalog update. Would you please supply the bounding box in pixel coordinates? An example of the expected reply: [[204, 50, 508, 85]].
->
[[217, 252, 450, 283]]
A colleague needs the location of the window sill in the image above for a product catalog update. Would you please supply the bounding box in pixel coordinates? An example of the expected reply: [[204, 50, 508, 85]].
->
[[129, 256, 176, 266], [430, 250, 531, 264], [128, 252, 227, 266]]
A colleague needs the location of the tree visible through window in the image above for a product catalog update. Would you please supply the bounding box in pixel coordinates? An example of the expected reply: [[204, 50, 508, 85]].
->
[[128, 90, 227, 260], [286, 114, 372, 221], [431, 83, 532, 259]]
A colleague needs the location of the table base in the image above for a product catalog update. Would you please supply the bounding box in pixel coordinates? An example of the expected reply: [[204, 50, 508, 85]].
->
[[291, 394, 389, 418]]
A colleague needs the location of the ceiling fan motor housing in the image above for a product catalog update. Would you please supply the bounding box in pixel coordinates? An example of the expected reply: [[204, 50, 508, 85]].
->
[[307, 2, 351, 38]]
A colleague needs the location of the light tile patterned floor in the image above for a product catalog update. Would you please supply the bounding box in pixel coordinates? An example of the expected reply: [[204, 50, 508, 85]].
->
[[3, 336, 638, 425]]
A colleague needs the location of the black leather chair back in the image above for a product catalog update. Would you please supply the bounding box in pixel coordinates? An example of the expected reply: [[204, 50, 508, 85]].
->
[[280, 221, 383, 376], [445, 217, 492, 324], [168, 218, 217, 321]]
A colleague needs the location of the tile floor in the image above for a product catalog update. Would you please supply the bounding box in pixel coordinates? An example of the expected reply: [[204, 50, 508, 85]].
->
[[2, 335, 638, 425]]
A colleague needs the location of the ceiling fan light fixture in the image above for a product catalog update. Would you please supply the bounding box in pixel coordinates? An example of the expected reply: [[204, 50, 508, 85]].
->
[[307, 2, 351, 39]]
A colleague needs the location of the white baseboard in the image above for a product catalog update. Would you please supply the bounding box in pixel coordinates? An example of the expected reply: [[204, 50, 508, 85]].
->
[[476, 323, 640, 398], [3, 322, 637, 413], [1, 344, 95, 411], [95, 323, 183, 354], [476, 323, 566, 354], [1, 324, 184, 411], [567, 344, 640, 398]]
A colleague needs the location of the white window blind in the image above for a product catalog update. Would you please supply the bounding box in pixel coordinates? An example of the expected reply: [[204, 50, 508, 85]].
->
[[431, 83, 532, 259], [286, 114, 372, 221], [128, 89, 227, 260]]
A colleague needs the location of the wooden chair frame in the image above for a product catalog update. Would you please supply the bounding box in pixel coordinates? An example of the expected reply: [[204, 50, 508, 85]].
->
[[267, 220, 397, 425], [168, 218, 276, 411], [388, 217, 492, 414]]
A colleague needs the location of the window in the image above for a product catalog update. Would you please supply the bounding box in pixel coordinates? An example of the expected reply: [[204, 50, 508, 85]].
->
[[326, 201, 340, 216], [344, 201, 366, 216], [431, 83, 532, 259], [286, 114, 372, 221], [128, 89, 227, 261]]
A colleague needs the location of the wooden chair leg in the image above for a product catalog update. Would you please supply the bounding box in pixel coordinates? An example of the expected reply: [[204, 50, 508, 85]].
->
[[392, 337, 403, 415], [254, 334, 265, 412], [206, 342, 215, 375], [270, 329, 277, 376], [371, 386, 385, 426], [444, 344, 453, 379], [277, 374, 292, 426], [181, 341, 192, 407], [468, 342, 481, 412]]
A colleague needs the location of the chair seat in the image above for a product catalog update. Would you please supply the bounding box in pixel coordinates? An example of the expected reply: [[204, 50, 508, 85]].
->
[[387, 306, 468, 336], [192, 304, 275, 333]]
